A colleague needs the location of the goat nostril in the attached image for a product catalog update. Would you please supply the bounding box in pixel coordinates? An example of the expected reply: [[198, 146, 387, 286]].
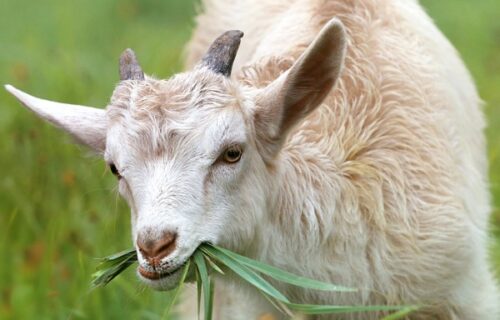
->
[[137, 236, 152, 254], [153, 232, 177, 258], [136, 231, 177, 265], [157, 243, 171, 255]]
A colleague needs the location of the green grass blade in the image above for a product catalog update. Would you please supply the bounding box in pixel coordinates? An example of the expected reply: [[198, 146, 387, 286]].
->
[[195, 267, 201, 319], [287, 303, 412, 315], [161, 260, 191, 320], [201, 244, 410, 316], [100, 248, 137, 262], [200, 245, 290, 303], [380, 306, 419, 320], [204, 254, 224, 275], [91, 260, 134, 288], [259, 289, 293, 317], [91, 250, 137, 289], [211, 244, 356, 292], [194, 250, 212, 320], [207, 278, 214, 320]]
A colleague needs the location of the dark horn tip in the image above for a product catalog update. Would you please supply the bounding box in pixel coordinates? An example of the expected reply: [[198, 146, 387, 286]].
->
[[200, 30, 244, 77], [227, 30, 244, 39], [119, 48, 145, 81], [121, 48, 135, 57], [214, 30, 244, 48], [119, 48, 137, 66]]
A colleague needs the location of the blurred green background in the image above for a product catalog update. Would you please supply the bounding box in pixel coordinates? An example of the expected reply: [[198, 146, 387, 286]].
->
[[0, 0, 498, 319]]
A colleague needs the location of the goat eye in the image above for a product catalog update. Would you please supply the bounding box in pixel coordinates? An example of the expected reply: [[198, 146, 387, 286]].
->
[[222, 146, 242, 163], [109, 163, 121, 178]]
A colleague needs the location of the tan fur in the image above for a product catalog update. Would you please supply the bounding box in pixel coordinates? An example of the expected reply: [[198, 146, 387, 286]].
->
[[181, 0, 499, 319], [107, 71, 240, 157]]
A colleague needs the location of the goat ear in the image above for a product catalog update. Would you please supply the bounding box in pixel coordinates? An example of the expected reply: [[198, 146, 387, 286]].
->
[[5, 84, 107, 153], [254, 18, 347, 159]]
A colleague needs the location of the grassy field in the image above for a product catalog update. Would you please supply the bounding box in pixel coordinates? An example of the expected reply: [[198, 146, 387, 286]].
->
[[0, 0, 498, 319]]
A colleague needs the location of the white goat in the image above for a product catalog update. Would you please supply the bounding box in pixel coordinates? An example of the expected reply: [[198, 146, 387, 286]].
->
[[5, 0, 499, 319]]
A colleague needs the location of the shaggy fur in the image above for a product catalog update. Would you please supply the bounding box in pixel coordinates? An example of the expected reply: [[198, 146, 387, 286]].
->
[[6, 0, 499, 319], [183, 0, 499, 319]]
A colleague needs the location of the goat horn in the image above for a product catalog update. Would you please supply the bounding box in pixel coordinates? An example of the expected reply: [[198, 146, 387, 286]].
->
[[119, 48, 144, 81], [199, 30, 244, 77]]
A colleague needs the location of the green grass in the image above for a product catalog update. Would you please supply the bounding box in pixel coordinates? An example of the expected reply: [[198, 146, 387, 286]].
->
[[0, 0, 498, 319]]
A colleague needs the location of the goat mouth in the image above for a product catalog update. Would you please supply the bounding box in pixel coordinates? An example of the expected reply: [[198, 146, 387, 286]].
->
[[138, 265, 180, 281]]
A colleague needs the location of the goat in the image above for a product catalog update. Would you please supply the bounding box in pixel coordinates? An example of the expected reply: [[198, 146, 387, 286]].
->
[[5, 0, 499, 319]]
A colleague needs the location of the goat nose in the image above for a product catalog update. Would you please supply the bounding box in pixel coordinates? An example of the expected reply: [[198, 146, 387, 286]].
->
[[136, 231, 177, 267]]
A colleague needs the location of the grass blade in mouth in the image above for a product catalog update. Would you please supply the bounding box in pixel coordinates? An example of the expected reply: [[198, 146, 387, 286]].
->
[[200, 245, 290, 303], [101, 248, 137, 261], [380, 306, 420, 320], [91, 244, 417, 318], [193, 250, 213, 320], [285, 303, 411, 315], [203, 254, 225, 275], [195, 266, 202, 318], [207, 244, 356, 292], [91, 249, 137, 289], [202, 245, 412, 316]]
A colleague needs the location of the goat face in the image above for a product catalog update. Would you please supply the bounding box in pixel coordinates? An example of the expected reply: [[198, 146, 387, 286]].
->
[[5, 18, 346, 290], [105, 71, 269, 289]]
